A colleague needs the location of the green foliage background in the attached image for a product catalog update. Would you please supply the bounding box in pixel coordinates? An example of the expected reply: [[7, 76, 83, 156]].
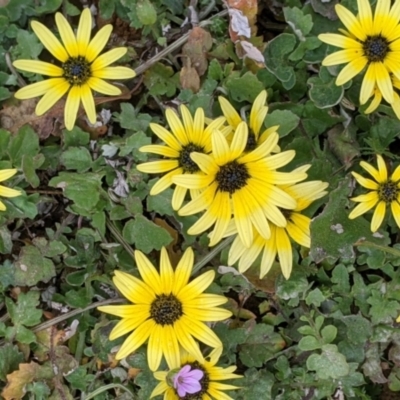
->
[[0, 0, 400, 399]]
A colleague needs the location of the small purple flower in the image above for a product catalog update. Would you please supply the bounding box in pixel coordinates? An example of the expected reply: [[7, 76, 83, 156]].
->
[[173, 365, 204, 397]]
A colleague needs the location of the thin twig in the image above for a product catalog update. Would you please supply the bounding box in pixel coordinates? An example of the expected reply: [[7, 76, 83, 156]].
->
[[6, 52, 26, 87], [192, 236, 235, 275], [134, 9, 228, 76]]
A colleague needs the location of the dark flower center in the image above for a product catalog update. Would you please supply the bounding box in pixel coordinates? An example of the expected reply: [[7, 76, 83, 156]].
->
[[178, 143, 204, 173], [215, 160, 250, 194], [178, 362, 209, 400], [245, 130, 257, 152], [363, 35, 389, 62], [62, 56, 91, 85], [150, 294, 183, 326], [378, 180, 399, 203]]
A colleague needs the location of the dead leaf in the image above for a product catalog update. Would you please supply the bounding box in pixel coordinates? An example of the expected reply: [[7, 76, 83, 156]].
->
[[239, 40, 265, 64], [229, 8, 251, 39], [154, 217, 180, 266], [181, 27, 213, 77], [180, 65, 200, 93], [2, 362, 52, 400], [226, 0, 258, 41]]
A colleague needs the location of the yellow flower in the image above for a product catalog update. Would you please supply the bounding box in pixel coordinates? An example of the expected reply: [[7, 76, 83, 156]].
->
[[228, 166, 328, 279], [137, 105, 225, 210], [172, 123, 307, 248], [365, 76, 400, 118], [13, 8, 136, 130], [150, 347, 241, 400], [218, 90, 280, 153], [0, 169, 22, 211], [318, 0, 400, 106], [98, 247, 231, 371], [349, 155, 400, 232]]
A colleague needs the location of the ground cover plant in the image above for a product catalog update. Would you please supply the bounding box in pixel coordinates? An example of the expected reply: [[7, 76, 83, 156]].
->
[[2, 0, 400, 399]]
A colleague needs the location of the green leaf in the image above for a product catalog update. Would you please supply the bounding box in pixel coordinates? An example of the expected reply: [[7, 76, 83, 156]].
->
[[14, 246, 56, 287], [307, 344, 350, 379], [162, 0, 183, 14], [35, 0, 62, 14], [331, 264, 350, 294], [61, 147, 93, 173], [208, 59, 223, 81], [310, 178, 387, 263], [341, 315, 372, 345], [321, 325, 337, 344], [239, 324, 285, 368], [22, 154, 44, 188], [14, 29, 43, 59], [146, 185, 174, 216], [63, 126, 90, 148], [236, 368, 274, 399], [99, 0, 116, 19], [284, 7, 313, 40], [0, 344, 24, 380], [0, 226, 12, 254], [298, 335, 321, 351], [305, 288, 326, 307], [6, 291, 42, 343], [122, 215, 173, 253], [49, 172, 104, 212], [137, 0, 157, 25], [225, 72, 264, 103], [308, 66, 344, 108], [119, 131, 151, 160], [8, 125, 39, 167], [114, 103, 153, 132], [143, 63, 177, 97], [264, 33, 296, 89], [264, 110, 300, 138]]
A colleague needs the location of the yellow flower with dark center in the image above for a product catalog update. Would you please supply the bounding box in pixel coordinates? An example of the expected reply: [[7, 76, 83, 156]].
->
[[172, 122, 307, 248], [13, 8, 136, 130], [365, 76, 400, 118], [0, 169, 21, 211], [349, 154, 400, 232], [98, 247, 231, 372], [218, 90, 280, 153], [150, 347, 241, 400], [318, 0, 400, 106], [137, 105, 225, 210], [228, 167, 328, 279]]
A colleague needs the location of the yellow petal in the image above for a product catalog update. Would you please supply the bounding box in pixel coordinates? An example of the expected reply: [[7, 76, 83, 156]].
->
[[134, 250, 163, 295], [218, 96, 242, 128], [55, 12, 78, 57], [35, 80, 70, 115], [80, 84, 96, 124], [166, 108, 189, 145], [116, 319, 155, 360], [0, 186, 21, 198], [371, 200, 386, 232], [173, 247, 194, 295], [91, 66, 136, 80], [360, 64, 377, 105], [0, 170, 17, 182], [64, 85, 81, 130], [77, 8, 92, 56], [336, 56, 368, 85], [91, 48, 127, 71], [87, 77, 121, 96], [86, 25, 113, 63], [14, 78, 64, 100], [335, 4, 367, 40], [13, 60, 63, 77], [374, 62, 394, 104], [31, 20, 68, 62]]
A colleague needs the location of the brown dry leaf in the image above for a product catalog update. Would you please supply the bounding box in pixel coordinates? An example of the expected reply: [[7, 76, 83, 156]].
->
[[180, 65, 200, 93], [227, 0, 258, 41], [181, 27, 213, 77], [2, 362, 52, 400]]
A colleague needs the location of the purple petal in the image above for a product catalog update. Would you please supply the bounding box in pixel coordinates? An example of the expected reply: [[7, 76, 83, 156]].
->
[[186, 369, 204, 380]]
